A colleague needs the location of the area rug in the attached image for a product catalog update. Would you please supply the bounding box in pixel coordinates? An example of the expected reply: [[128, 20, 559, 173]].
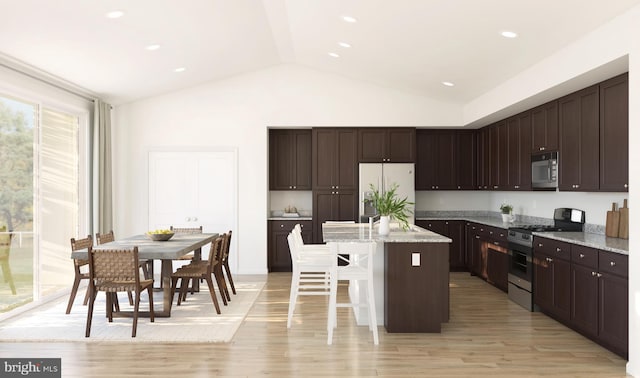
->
[[0, 280, 264, 343]]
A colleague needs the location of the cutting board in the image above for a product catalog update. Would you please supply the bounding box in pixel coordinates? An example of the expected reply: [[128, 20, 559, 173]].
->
[[618, 199, 629, 239], [605, 202, 620, 238]]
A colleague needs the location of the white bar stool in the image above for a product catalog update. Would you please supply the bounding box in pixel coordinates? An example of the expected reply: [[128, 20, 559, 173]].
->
[[286, 233, 335, 330], [327, 241, 379, 345]]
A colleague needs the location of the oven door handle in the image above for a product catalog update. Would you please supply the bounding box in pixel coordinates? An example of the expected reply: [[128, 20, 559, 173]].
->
[[508, 249, 533, 262]]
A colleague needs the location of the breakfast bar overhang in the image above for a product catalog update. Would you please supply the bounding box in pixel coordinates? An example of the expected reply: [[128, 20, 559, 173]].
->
[[322, 223, 452, 333]]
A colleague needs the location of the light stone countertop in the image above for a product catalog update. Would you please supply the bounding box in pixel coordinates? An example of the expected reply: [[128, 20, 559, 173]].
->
[[416, 214, 628, 255], [268, 217, 313, 221], [322, 223, 452, 244]]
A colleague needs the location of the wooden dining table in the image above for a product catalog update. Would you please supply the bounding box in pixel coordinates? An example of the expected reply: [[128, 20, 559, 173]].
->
[[70, 232, 219, 317]]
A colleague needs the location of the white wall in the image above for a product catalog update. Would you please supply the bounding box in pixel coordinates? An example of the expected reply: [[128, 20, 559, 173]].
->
[[112, 64, 463, 275]]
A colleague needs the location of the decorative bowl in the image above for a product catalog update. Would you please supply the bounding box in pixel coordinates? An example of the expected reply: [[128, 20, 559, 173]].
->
[[146, 232, 175, 241]]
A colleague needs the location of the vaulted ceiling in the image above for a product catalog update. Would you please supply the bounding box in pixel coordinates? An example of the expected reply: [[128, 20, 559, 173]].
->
[[1, 0, 638, 105]]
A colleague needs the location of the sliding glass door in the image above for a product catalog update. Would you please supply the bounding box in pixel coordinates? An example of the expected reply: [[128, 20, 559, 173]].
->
[[0, 94, 82, 314]]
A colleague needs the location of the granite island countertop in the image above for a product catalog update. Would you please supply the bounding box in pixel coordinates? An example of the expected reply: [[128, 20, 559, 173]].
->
[[322, 223, 452, 243]]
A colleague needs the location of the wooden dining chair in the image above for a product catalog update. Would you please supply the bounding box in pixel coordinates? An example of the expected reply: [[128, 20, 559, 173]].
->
[[96, 230, 153, 291], [66, 235, 93, 314], [170, 236, 226, 314], [170, 225, 203, 261], [220, 230, 236, 296], [85, 246, 155, 338], [0, 229, 16, 295]]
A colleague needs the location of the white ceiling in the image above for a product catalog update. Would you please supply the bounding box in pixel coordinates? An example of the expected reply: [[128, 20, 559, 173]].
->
[[0, 0, 638, 105]]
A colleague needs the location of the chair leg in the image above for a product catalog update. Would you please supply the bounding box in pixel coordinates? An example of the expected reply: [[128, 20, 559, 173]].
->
[[169, 276, 179, 309], [287, 271, 299, 328], [224, 262, 236, 295], [66, 275, 82, 314], [367, 275, 379, 345], [204, 276, 221, 314], [85, 288, 97, 337], [132, 290, 140, 337], [127, 291, 134, 306], [213, 269, 228, 306], [147, 286, 155, 323], [106, 293, 114, 322], [327, 271, 338, 345]]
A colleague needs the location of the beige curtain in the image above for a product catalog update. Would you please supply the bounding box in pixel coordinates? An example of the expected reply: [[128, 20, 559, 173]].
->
[[91, 99, 113, 234]]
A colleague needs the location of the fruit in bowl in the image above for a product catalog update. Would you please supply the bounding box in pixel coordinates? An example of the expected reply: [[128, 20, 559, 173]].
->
[[146, 229, 175, 241]]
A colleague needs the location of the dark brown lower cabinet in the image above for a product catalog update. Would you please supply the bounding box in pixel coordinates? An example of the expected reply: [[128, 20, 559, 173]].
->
[[598, 271, 628, 358], [267, 220, 312, 272], [416, 220, 466, 271], [486, 245, 509, 292], [533, 250, 571, 323], [384, 242, 449, 333]]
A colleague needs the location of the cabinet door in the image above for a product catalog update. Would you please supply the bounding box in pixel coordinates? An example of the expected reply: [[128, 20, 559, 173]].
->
[[475, 128, 489, 190], [465, 223, 477, 273], [358, 128, 387, 162], [486, 247, 508, 292], [571, 263, 598, 337], [598, 272, 628, 357], [312, 190, 357, 243], [417, 220, 447, 235], [447, 221, 466, 271], [269, 130, 293, 190], [456, 131, 476, 190], [507, 112, 532, 190], [531, 100, 559, 152], [312, 190, 336, 243], [488, 123, 501, 190], [335, 129, 358, 190], [551, 257, 571, 322], [534, 251, 553, 311], [387, 128, 416, 162], [313, 129, 337, 189], [415, 130, 436, 190], [599, 73, 629, 192], [268, 221, 294, 272], [293, 130, 312, 190], [559, 85, 599, 191]]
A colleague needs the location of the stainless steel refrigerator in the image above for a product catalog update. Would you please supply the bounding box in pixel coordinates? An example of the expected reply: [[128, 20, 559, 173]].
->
[[358, 163, 415, 224]]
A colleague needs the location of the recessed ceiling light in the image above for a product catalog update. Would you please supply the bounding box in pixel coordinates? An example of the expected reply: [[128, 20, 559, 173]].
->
[[105, 10, 124, 19], [342, 15, 357, 23], [338, 42, 351, 48], [174, 67, 186, 73], [146, 44, 160, 51], [442, 81, 455, 87], [501, 30, 518, 38], [328, 52, 340, 58]]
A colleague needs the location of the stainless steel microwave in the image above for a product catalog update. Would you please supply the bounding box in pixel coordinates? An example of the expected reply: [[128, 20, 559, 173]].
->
[[531, 151, 558, 190]]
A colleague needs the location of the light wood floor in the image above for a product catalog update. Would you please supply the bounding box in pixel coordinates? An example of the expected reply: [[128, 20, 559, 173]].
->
[[0, 272, 629, 377]]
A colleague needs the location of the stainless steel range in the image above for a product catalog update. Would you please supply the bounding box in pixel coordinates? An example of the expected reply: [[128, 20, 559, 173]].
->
[[507, 208, 585, 311]]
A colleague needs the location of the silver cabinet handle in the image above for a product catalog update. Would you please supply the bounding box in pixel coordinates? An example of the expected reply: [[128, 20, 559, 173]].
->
[[538, 243, 543, 247], [579, 253, 585, 258], [556, 247, 561, 252], [610, 261, 616, 267], [624, 184, 628, 188], [493, 241, 499, 245], [592, 272, 597, 276], [597, 273, 602, 278], [280, 224, 284, 228]]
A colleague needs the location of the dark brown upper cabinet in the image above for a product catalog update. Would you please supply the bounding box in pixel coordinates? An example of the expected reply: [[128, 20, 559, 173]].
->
[[488, 121, 509, 190], [559, 85, 600, 192], [455, 131, 476, 190], [599, 73, 629, 192], [312, 128, 358, 191], [475, 127, 489, 190], [506, 111, 532, 190], [358, 128, 416, 163], [416, 130, 455, 190], [531, 100, 559, 152], [269, 129, 312, 190]]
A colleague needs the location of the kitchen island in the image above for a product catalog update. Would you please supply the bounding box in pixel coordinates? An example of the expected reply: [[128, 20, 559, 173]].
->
[[322, 222, 452, 332]]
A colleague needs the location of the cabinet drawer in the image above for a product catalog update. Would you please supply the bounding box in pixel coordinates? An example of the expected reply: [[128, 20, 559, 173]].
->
[[270, 220, 311, 232], [534, 237, 570, 261], [598, 250, 628, 278], [571, 245, 598, 269]]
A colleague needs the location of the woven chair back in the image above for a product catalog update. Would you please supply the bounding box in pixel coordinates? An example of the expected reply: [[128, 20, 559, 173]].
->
[[71, 235, 93, 267], [89, 247, 140, 286], [95, 230, 115, 245], [170, 226, 203, 234]]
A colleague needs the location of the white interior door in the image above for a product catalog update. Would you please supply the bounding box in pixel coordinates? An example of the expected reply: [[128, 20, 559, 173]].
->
[[149, 149, 238, 269]]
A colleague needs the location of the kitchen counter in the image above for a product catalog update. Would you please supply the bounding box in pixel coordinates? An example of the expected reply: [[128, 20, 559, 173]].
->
[[268, 216, 313, 221], [416, 214, 628, 255], [322, 222, 451, 333], [322, 222, 452, 243]]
